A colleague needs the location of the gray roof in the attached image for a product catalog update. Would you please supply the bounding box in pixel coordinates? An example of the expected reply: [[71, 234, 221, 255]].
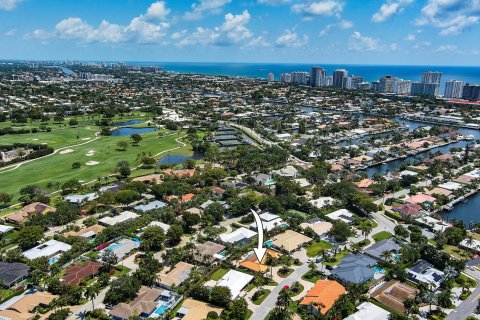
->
[[0, 262, 30, 286], [363, 239, 401, 261], [331, 254, 376, 284], [134, 200, 167, 212]]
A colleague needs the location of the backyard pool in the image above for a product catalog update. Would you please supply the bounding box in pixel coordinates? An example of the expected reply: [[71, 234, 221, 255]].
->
[[374, 266, 384, 274]]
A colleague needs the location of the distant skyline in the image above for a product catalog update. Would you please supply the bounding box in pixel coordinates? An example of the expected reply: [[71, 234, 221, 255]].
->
[[0, 0, 479, 65]]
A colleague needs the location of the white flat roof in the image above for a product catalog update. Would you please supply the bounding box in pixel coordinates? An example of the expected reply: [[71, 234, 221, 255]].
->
[[0, 225, 14, 234], [309, 197, 335, 209], [326, 209, 354, 223], [219, 227, 257, 244], [438, 182, 463, 191], [23, 239, 71, 260], [345, 302, 390, 320], [216, 270, 254, 299], [99, 211, 139, 226]]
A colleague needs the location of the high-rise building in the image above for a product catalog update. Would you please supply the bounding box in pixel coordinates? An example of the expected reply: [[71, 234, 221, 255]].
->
[[268, 73, 275, 82], [422, 71, 442, 85], [343, 76, 363, 89], [378, 76, 395, 93], [371, 81, 380, 92], [393, 78, 411, 95], [444, 80, 464, 99], [326, 76, 333, 87], [279, 73, 292, 83], [357, 82, 370, 90], [411, 83, 440, 97], [462, 84, 480, 101], [333, 69, 348, 88], [310, 66, 327, 87], [291, 71, 309, 85]]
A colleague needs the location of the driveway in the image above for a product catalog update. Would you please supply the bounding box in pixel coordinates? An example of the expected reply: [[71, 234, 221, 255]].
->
[[250, 264, 310, 320], [446, 270, 480, 320]]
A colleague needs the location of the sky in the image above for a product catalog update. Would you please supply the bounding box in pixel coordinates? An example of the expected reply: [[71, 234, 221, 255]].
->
[[0, 0, 479, 65]]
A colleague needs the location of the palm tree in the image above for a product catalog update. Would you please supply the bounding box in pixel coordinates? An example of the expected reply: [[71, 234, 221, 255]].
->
[[85, 284, 101, 311], [465, 235, 475, 250], [380, 250, 392, 263], [403, 297, 418, 317]]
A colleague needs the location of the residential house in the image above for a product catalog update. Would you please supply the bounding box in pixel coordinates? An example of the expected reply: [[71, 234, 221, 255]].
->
[[175, 298, 224, 320], [371, 280, 419, 313], [406, 259, 444, 290], [308, 197, 336, 210], [109, 286, 163, 320], [270, 230, 313, 253], [219, 227, 257, 247], [64, 224, 105, 239], [391, 203, 425, 218], [194, 241, 226, 264], [0, 291, 57, 320], [300, 218, 332, 237], [326, 209, 355, 223], [156, 262, 194, 289], [331, 254, 376, 284], [63, 261, 103, 286], [363, 239, 401, 262], [272, 165, 299, 178], [249, 212, 286, 232], [23, 239, 71, 261], [344, 302, 390, 320], [134, 200, 167, 212], [0, 262, 30, 288], [5, 202, 56, 224], [205, 269, 254, 299], [99, 211, 139, 227], [300, 280, 346, 315]]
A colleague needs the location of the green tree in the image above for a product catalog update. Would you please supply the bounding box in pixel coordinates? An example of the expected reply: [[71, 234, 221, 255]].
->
[[16, 226, 44, 250], [130, 134, 142, 145], [328, 220, 352, 243], [141, 226, 166, 251], [117, 141, 129, 151], [210, 286, 232, 308], [166, 224, 183, 245], [0, 192, 12, 206], [85, 284, 101, 311], [104, 275, 141, 306]]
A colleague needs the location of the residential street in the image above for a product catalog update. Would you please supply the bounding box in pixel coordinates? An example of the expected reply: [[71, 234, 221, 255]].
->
[[446, 270, 480, 320]]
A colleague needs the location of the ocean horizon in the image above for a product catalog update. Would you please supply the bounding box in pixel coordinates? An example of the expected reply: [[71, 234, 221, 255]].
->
[[127, 61, 480, 92]]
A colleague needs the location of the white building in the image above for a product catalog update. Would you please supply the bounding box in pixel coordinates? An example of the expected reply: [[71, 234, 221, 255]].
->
[[345, 302, 390, 320], [444, 80, 464, 99], [309, 197, 336, 209], [215, 270, 254, 299], [23, 240, 71, 260], [326, 209, 354, 223], [219, 227, 257, 246], [99, 211, 139, 226], [249, 212, 286, 232]]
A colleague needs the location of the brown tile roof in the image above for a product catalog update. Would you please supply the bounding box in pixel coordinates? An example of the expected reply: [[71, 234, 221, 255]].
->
[[63, 261, 103, 286], [5, 202, 55, 224], [0, 291, 57, 320], [156, 262, 194, 287], [64, 224, 105, 238], [194, 241, 225, 263], [109, 286, 162, 320], [178, 298, 224, 320], [371, 280, 419, 313]]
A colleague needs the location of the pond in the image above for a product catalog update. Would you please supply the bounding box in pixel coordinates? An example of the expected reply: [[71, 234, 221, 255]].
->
[[158, 152, 203, 165], [115, 119, 144, 127], [110, 127, 156, 136]]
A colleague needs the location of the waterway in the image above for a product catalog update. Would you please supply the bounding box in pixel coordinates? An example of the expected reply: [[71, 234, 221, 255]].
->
[[110, 127, 156, 136], [442, 192, 480, 226], [157, 152, 203, 165], [115, 120, 144, 127]]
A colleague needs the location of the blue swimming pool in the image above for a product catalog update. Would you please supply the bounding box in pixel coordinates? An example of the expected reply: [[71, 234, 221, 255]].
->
[[154, 303, 170, 315], [48, 257, 59, 265], [265, 240, 273, 247], [374, 267, 384, 274], [107, 243, 121, 251]]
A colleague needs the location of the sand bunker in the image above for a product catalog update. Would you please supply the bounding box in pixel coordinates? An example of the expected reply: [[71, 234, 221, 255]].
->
[[86, 150, 95, 156], [59, 149, 74, 154], [85, 161, 99, 166]]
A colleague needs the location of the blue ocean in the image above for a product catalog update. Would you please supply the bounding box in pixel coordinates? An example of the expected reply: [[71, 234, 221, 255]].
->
[[129, 62, 480, 91]]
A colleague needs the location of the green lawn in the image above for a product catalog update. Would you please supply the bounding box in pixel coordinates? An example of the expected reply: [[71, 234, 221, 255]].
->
[[211, 268, 229, 281], [253, 289, 271, 305], [113, 265, 131, 277], [306, 240, 332, 257], [372, 231, 393, 242], [0, 130, 191, 201], [444, 245, 473, 260], [323, 250, 350, 267]]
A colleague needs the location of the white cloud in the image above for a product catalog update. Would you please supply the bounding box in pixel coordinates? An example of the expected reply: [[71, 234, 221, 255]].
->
[[23, 29, 53, 40], [436, 44, 459, 52], [412, 41, 432, 49], [257, 0, 291, 5], [146, 1, 171, 20], [275, 29, 308, 47], [3, 28, 17, 37], [177, 10, 253, 46], [0, 0, 22, 10], [171, 30, 188, 39], [348, 31, 389, 51], [184, 0, 231, 20], [416, 0, 480, 35], [403, 33, 416, 41], [319, 19, 353, 37], [292, 1, 344, 18], [28, 2, 172, 45], [244, 35, 269, 48], [372, 0, 413, 23]]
